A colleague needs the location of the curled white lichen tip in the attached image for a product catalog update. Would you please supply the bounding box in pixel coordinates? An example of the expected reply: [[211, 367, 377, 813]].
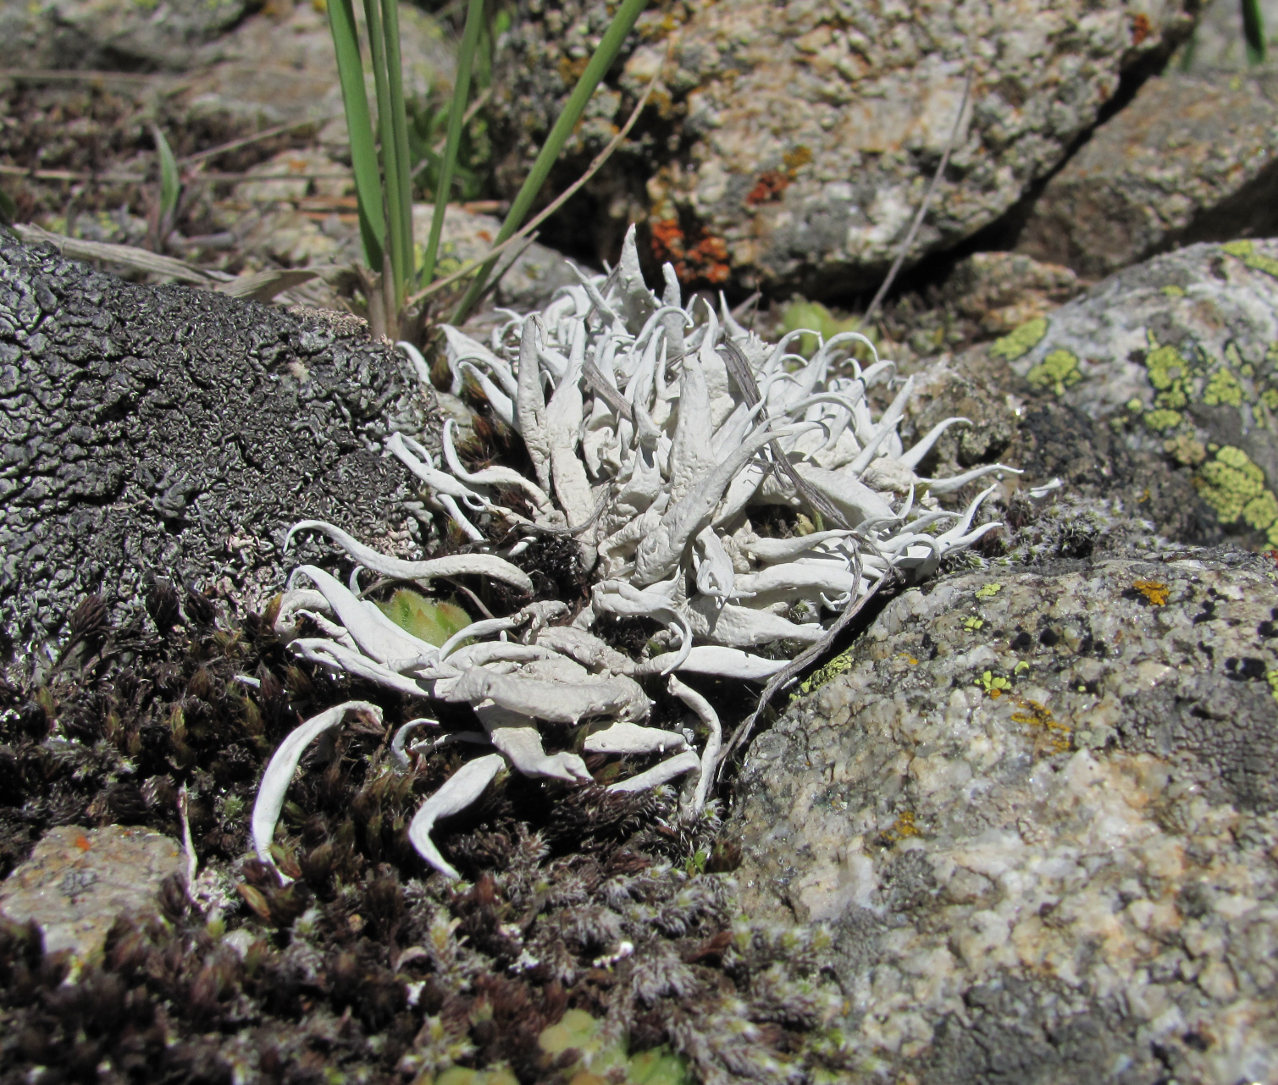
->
[[251, 700, 382, 878]]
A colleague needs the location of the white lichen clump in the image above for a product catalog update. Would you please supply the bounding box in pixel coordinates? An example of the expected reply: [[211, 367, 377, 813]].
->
[[253, 226, 1013, 879]]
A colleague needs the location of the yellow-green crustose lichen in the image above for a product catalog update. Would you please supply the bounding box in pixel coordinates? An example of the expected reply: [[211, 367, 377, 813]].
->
[[1142, 331, 1193, 416], [796, 647, 856, 695], [1203, 360, 1245, 407], [1124, 332, 1278, 544], [994, 247, 1278, 548], [1027, 348, 1083, 397], [989, 316, 1049, 362], [1195, 445, 1278, 546], [976, 670, 1012, 697], [1223, 239, 1278, 280], [1262, 344, 1278, 411]]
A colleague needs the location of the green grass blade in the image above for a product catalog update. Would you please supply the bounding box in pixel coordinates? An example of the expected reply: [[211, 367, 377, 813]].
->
[[328, 0, 385, 270], [420, 0, 485, 287], [451, 0, 649, 323], [1241, 0, 1267, 65], [376, 0, 415, 308], [363, 0, 395, 284], [152, 125, 181, 223]]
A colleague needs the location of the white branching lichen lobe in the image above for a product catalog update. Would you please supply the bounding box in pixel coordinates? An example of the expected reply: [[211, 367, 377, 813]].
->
[[253, 226, 1016, 879]]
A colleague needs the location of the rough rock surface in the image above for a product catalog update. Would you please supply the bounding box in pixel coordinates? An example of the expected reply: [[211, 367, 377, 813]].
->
[[1016, 71, 1278, 277], [730, 546, 1278, 1084], [0, 0, 257, 72], [923, 250, 1084, 339], [0, 231, 437, 661], [172, 0, 453, 132], [0, 825, 185, 961], [968, 239, 1278, 549], [489, 0, 1196, 295]]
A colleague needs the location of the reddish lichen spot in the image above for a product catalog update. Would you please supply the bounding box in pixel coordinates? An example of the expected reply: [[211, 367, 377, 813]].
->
[[1130, 12, 1152, 45], [650, 218, 684, 257], [649, 218, 731, 286], [745, 170, 790, 206], [74, 834, 92, 852], [1132, 579, 1169, 606]]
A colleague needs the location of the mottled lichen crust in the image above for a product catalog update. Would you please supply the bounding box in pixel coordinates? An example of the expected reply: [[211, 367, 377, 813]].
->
[[989, 240, 1278, 547], [257, 227, 1015, 879], [0, 231, 431, 663], [733, 549, 1278, 1082]]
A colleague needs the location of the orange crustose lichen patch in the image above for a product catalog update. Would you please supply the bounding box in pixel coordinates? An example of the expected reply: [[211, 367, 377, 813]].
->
[[649, 219, 731, 286], [1132, 579, 1169, 606], [745, 170, 790, 206]]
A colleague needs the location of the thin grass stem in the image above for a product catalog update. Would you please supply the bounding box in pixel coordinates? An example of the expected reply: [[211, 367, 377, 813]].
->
[[328, 0, 385, 270], [421, 0, 485, 288], [450, 0, 649, 323]]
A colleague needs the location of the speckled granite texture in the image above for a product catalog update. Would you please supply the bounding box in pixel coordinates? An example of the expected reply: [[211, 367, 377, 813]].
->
[[731, 548, 1278, 1083], [488, 0, 1196, 293]]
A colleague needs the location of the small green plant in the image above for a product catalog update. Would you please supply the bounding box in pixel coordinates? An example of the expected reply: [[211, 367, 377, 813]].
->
[[376, 588, 470, 646], [539, 1008, 692, 1084], [778, 299, 869, 358], [145, 124, 184, 252], [1240, 0, 1267, 65], [1178, 0, 1268, 69], [327, 0, 649, 339]]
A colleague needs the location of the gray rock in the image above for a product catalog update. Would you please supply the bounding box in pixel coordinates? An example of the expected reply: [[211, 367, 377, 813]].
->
[[0, 0, 257, 72], [217, 174, 585, 314], [173, 0, 453, 133], [422, 205, 591, 313], [968, 238, 1278, 550], [730, 546, 1278, 1083], [1015, 71, 1278, 278], [0, 230, 437, 662], [487, 0, 1196, 295], [925, 250, 1083, 339], [0, 825, 185, 962]]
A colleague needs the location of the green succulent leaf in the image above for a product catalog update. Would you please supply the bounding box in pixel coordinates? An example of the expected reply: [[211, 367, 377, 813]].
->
[[376, 589, 471, 647]]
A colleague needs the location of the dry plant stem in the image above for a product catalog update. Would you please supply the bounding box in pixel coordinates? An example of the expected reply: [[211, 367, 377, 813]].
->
[[720, 568, 896, 774], [0, 67, 171, 85], [11, 222, 230, 284], [183, 115, 340, 167], [0, 163, 148, 185], [718, 338, 851, 531], [449, 0, 650, 323], [13, 223, 340, 302], [863, 68, 973, 325]]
